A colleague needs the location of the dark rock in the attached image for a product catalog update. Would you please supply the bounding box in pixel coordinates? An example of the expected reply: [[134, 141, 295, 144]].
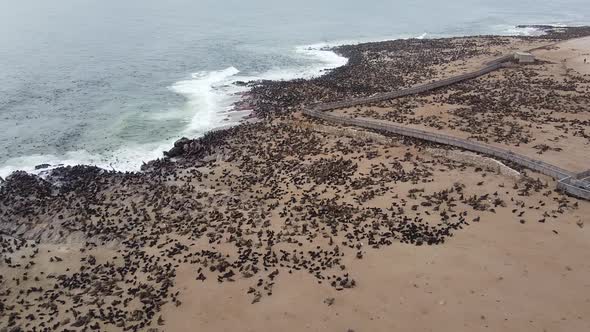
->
[[164, 137, 190, 158]]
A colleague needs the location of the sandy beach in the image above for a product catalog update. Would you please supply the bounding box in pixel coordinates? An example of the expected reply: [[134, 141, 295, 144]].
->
[[1, 26, 590, 331]]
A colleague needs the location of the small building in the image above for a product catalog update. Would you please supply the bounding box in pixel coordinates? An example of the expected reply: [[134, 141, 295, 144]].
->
[[514, 51, 535, 64]]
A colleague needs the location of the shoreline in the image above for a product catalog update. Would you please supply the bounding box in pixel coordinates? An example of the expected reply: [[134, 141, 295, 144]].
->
[[0, 43, 348, 180], [0, 24, 580, 181]]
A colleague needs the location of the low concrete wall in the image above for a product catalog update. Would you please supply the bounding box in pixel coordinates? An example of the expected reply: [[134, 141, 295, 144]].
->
[[303, 53, 590, 200], [303, 123, 397, 146], [307, 111, 574, 179], [427, 148, 521, 179]]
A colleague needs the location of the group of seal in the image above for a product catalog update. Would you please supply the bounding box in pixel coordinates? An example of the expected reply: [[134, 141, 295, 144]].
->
[[1, 26, 589, 331], [347, 55, 590, 151]]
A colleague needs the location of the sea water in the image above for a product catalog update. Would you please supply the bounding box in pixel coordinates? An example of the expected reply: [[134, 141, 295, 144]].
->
[[1, 0, 588, 177]]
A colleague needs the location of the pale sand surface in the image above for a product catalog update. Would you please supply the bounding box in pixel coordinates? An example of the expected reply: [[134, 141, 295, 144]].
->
[[166, 214, 590, 332], [534, 36, 590, 76]]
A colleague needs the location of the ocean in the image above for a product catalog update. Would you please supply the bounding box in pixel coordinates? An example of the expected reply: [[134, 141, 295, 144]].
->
[[1, 0, 588, 178]]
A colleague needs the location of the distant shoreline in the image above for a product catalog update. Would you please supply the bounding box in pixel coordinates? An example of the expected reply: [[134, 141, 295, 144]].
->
[[2, 25, 590, 182]]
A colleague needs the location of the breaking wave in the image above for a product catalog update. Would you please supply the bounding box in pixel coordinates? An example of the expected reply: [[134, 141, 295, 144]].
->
[[0, 44, 349, 178]]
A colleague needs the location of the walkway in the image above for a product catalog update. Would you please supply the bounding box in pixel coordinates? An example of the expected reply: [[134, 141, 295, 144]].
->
[[303, 53, 590, 200]]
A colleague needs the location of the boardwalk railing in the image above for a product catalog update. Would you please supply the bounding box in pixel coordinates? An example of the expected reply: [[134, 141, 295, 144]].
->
[[311, 62, 509, 111], [303, 54, 590, 200]]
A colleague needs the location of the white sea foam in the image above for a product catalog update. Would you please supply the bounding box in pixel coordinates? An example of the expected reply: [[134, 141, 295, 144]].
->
[[235, 44, 349, 82], [502, 26, 547, 36], [290, 44, 349, 79], [416, 33, 428, 39], [496, 23, 570, 37], [169, 43, 349, 139], [0, 140, 176, 179], [170, 66, 246, 135]]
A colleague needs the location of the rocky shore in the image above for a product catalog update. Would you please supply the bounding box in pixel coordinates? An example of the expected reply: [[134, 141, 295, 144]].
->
[[2, 26, 590, 332]]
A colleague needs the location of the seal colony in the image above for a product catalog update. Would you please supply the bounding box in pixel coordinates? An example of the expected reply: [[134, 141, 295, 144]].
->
[[2, 26, 590, 331]]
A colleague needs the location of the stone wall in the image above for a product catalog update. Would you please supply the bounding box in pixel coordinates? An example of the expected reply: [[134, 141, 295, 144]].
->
[[426, 148, 521, 179]]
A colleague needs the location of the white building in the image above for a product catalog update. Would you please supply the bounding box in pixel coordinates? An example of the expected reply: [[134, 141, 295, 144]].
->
[[514, 52, 535, 64]]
